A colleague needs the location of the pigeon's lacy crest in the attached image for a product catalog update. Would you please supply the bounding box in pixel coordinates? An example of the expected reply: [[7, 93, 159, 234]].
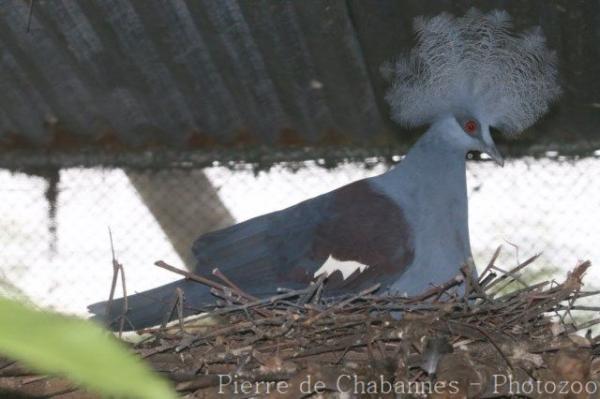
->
[[385, 8, 561, 135]]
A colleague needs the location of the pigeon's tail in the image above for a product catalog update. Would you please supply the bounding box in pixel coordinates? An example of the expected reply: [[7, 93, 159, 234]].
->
[[88, 278, 215, 331]]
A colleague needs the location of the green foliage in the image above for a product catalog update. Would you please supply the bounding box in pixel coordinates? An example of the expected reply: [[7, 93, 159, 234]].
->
[[0, 298, 176, 399]]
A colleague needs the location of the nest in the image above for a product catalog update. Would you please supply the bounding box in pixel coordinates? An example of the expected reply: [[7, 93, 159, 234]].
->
[[2, 249, 600, 398]]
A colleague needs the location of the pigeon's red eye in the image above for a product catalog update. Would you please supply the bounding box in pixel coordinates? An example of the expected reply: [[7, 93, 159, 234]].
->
[[464, 120, 477, 134]]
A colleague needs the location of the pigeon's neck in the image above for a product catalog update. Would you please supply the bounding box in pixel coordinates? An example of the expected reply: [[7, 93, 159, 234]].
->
[[384, 122, 468, 191], [405, 127, 467, 176]]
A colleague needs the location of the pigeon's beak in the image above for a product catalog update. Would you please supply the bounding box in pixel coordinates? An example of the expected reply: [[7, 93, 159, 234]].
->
[[481, 128, 504, 167], [484, 143, 504, 167]]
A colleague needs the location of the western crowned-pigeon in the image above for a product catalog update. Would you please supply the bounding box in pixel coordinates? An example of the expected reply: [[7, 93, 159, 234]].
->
[[89, 9, 560, 330]]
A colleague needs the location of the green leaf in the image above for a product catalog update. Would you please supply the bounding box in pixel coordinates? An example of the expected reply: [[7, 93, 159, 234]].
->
[[0, 298, 176, 399]]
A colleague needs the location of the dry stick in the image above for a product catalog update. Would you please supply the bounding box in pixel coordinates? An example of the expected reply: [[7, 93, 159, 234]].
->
[[555, 267, 598, 330], [212, 267, 258, 301], [106, 227, 130, 337], [176, 287, 186, 332], [498, 261, 590, 329], [177, 317, 290, 353], [505, 239, 521, 265], [478, 245, 502, 286], [484, 253, 541, 292], [555, 305, 600, 312], [212, 268, 272, 318], [117, 262, 129, 337], [559, 287, 579, 326], [489, 271, 528, 295], [155, 261, 230, 293], [105, 228, 119, 323], [446, 320, 514, 372], [334, 344, 352, 365], [175, 285, 314, 325], [462, 262, 489, 302], [104, 228, 134, 335], [155, 260, 272, 317], [494, 281, 550, 303], [139, 317, 284, 358], [303, 284, 380, 325], [311, 281, 326, 305], [159, 287, 186, 332], [148, 285, 324, 352], [298, 273, 327, 305], [462, 262, 474, 300], [407, 275, 464, 304], [160, 290, 179, 331], [575, 318, 600, 331], [477, 272, 497, 289], [155, 260, 264, 311], [287, 334, 367, 360]]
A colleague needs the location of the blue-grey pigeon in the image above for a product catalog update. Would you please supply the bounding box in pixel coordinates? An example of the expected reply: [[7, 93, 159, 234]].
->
[[89, 9, 560, 330]]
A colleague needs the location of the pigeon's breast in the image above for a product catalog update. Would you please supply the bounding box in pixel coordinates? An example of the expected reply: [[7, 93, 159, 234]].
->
[[378, 177, 471, 296]]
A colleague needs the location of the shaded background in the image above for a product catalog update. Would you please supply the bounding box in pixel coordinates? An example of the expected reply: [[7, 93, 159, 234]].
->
[[0, 0, 598, 314]]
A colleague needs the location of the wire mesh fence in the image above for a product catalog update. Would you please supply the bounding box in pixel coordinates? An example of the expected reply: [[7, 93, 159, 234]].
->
[[0, 155, 599, 316]]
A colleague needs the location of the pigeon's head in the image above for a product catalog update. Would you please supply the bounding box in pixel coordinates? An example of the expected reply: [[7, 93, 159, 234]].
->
[[384, 8, 561, 150], [444, 112, 504, 166], [428, 112, 504, 166]]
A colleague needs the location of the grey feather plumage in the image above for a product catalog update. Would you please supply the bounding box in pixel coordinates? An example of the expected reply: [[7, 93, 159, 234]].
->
[[385, 8, 561, 135]]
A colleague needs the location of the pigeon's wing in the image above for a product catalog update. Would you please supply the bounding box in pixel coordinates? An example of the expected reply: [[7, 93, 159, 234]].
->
[[89, 178, 416, 331], [191, 191, 330, 294], [192, 178, 416, 295]]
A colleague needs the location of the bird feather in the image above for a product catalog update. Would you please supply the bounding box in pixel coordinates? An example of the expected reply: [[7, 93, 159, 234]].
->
[[385, 8, 561, 135]]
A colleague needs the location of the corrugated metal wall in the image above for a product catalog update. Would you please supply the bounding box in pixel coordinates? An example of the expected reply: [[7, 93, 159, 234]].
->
[[0, 0, 598, 168]]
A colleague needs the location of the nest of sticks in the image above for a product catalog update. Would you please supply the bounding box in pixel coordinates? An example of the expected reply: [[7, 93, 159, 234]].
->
[[2, 248, 600, 398]]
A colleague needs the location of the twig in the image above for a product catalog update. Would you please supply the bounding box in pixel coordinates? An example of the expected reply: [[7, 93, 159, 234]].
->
[[155, 261, 257, 302], [303, 284, 380, 325], [479, 245, 502, 286], [407, 275, 464, 303], [106, 227, 129, 337], [212, 267, 259, 301], [485, 253, 542, 291]]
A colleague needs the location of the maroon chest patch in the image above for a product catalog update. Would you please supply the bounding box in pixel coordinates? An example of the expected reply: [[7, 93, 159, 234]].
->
[[311, 179, 415, 289]]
